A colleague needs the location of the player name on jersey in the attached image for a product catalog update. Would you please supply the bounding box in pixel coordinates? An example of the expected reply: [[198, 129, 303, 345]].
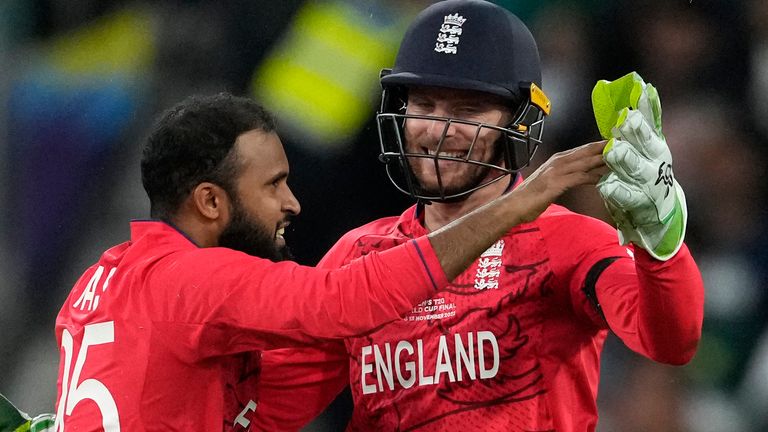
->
[[360, 331, 499, 394]]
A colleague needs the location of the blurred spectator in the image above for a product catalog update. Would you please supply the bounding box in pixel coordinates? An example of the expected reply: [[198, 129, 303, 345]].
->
[[747, 0, 768, 140], [738, 327, 768, 430], [589, 1, 767, 431]]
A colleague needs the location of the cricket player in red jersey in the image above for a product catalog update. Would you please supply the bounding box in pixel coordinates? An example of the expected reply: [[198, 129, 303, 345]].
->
[[52, 91, 608, 431], [253, 1, 705, 431]]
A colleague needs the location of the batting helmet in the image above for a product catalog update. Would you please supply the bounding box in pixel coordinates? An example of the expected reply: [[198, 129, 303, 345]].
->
[[377, 0, 551, 202]]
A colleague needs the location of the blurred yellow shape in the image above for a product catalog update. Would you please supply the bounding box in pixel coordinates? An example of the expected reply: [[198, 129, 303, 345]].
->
[[48, 7, 155, 79]]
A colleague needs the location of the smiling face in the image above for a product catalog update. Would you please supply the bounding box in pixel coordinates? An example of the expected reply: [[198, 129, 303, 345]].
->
[[403, 86, 512, 197], [217, 129, 300, 261]]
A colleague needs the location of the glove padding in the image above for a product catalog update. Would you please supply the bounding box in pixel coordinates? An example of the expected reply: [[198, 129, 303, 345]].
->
[[592, 72, 687, 261], [0, 393, 54, 432]]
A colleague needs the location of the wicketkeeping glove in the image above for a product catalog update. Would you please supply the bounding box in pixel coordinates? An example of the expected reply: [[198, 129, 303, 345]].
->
[[0, 393, 54, 432], [591, 72, 687, 261]]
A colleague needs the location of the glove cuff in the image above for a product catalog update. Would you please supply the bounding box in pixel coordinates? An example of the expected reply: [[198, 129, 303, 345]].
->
[[639, 181, 688, 261], [29, 414, 55, 432]]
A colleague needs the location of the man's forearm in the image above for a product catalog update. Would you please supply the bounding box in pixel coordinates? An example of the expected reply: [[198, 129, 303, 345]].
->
[[634, 245, 704, 364], [428, 141, 607, 280]]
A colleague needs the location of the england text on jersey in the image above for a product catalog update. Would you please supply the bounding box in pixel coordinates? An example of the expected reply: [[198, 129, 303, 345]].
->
[[360, 331, 499, 394]]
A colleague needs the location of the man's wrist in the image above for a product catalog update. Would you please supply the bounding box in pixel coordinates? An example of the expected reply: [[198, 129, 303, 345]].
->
[[630, 183, 687, 261]]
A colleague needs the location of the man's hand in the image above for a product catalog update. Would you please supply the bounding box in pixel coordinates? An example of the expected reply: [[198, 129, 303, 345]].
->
[[515, 140, 609, 223], [592, 72, 687, 260]]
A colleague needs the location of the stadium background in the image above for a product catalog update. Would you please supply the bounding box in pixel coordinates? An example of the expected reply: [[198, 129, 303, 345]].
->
[[0, 0, 766, 430]]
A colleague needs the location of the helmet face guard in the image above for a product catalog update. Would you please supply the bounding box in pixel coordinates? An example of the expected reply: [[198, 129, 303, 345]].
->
[[374, 0, 550, 202], [376, 82, 549, 202]]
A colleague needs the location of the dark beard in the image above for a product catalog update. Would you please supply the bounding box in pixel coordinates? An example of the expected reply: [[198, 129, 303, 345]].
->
[[218, 199, 293, 262]]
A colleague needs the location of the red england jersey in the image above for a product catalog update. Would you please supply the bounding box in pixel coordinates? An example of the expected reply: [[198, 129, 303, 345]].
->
[[254, 204, 704, 431], [53, 220, 448, 431]]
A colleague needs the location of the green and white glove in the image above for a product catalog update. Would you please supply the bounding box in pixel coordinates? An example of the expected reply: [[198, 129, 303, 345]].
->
[[591, 72, 687, 261], [0, 393, 54, 432]]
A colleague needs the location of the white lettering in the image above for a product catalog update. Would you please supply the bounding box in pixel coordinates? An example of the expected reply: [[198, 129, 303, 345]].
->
[[361, 346, 376, 395], [95, 267, 117, 310], [455, 332, 475, 381], [434, 335, 456, 383], [72, 266, 117, 312], [417, 339, 433, 385], [73, 266, 104, 311], [478, 331, 500, 379], [373, 343, 394, 392], [394, 341, 415, 389], [358, 331, 500, 394], [233, 400, 257, 428]]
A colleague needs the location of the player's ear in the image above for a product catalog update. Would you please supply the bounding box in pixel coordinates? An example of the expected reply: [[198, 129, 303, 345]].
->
[[191, 182, 230, 222]]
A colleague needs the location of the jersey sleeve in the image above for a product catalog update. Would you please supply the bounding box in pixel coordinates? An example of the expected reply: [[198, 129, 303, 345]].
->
[[540, 210, 631, 326], [252, 342, 349, 431], [149, 235, 448, 358], [596, 245, 704, 364], [540, 209, 704, 364], [251, 235, 361, 430]]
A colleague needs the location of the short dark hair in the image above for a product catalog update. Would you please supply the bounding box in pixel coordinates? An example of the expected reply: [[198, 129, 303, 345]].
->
[[141, 93, 276, 220]]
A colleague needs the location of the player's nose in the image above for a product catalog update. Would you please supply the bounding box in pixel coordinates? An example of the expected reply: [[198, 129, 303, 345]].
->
[[282, 186, 301, 216], [425, 113, 456, 139]]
